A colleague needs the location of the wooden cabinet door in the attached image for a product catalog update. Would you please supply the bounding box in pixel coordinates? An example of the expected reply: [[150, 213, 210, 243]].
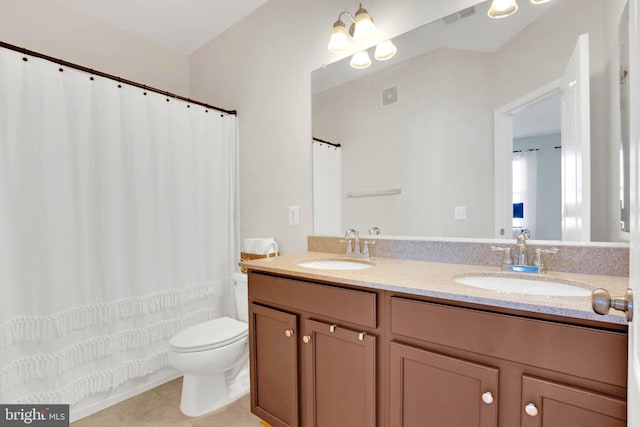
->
[[302, 319, 376, 427], [521, 375, 626, 427], [389, 342, 499, 427], [250, 303, 299, 427]]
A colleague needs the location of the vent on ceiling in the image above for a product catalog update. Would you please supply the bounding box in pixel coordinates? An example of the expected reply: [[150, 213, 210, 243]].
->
[[442, 6, 476, 25]]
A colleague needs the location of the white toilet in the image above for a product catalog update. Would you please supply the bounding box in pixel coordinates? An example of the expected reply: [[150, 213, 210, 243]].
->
[[168, 272, 249, 417]]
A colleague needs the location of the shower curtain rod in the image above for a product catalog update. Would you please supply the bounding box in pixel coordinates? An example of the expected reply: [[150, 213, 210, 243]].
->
[[312, 137, 341, 148], [0, 40, 237, 116]]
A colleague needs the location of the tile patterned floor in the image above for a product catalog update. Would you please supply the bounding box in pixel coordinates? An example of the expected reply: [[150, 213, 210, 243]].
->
[[71, 377, 262, 427]]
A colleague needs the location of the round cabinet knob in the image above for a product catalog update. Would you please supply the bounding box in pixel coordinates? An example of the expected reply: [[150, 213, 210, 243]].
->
[[525, 403, 539, 417], [284, 329, 294, 338], [481, 392, 494, 404], [302, 335, 312, 344]]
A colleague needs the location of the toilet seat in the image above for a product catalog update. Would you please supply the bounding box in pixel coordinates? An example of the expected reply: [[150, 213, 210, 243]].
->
[[170, 317, 248, 353]]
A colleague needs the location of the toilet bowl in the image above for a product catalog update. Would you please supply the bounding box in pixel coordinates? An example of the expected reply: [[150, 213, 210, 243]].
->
[[168, 272, 249, 417]]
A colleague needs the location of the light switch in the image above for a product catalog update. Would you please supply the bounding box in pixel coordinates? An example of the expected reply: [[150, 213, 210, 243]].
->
[[454, 206, 467, 220], [289, 206, 300, 225]]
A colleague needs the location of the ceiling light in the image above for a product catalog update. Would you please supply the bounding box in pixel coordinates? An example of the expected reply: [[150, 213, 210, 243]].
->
[[530, 0, 552, 3], [374, 40, 397, 61], [350, 50, 372, 69], [488, 0, 519, 19]]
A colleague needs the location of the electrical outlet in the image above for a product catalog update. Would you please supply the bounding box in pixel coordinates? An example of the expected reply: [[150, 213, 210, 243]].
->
[[288, 206, 300, 225], [454, 206, 467, 220]]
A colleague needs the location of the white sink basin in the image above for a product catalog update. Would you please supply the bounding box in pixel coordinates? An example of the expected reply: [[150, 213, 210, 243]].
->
[[297, 259, 374, 270], [454, 275, 591, 297]]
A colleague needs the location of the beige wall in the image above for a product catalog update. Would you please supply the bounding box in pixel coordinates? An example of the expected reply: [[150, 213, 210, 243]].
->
[[190, 0, 479, 253], [0, 0, 189, 95], [313, 49, 495, 238]]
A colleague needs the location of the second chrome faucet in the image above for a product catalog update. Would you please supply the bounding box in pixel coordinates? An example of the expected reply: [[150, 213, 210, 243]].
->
[[492, 230, 559, 273]]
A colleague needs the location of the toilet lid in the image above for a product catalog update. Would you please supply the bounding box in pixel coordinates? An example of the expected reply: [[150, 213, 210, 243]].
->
[[169, 317, 248, 353]]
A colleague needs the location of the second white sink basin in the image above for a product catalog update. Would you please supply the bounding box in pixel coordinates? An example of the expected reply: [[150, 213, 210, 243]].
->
[[454, 275, 591, 297], [297, 259, 374, 270]]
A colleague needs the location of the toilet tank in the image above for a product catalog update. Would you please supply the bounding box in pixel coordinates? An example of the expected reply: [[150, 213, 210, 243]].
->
[[233, 272, 248, 322]]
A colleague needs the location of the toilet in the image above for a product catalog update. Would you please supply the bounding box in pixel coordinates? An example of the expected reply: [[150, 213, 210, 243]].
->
[[168, 272, 249, 417]]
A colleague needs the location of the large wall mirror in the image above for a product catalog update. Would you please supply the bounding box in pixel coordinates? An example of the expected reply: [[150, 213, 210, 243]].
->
[[312, 0, 630, 243]]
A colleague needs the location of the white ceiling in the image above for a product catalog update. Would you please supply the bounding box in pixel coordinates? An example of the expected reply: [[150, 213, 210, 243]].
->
[[54, 0, 270, 55]]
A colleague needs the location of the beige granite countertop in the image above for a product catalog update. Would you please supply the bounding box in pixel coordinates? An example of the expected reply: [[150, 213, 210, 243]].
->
[[241, 251, 629, 326]]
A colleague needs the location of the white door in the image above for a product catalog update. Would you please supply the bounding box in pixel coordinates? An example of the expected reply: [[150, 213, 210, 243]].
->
[[628, 0, 639, 423], [560, 33, 591, 241]]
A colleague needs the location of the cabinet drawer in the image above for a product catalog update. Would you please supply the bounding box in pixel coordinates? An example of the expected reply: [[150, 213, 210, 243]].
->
[[250, 272, 377, 328], [390, 297, 627, 387]]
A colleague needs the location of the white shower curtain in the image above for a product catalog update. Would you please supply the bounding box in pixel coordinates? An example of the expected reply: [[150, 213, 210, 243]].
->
[[312, 140, 342, 234], [0, 48, 237, 411]]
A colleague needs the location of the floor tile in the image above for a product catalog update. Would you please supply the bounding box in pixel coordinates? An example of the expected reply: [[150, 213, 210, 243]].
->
[[153, 377, 183, 406], [114, 390, 186, 425], [71, 405, 132, 427], [188, 395, 260, 427], [72, 379, 262, 427]]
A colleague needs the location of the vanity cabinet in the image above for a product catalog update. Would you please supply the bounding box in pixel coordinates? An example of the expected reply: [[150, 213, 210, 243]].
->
[[248, 272, 379, 427], [390, 296, 627, 426], [247, 271, 627, 427]]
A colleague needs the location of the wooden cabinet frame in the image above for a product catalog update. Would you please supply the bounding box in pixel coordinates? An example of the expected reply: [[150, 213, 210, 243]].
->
[[248, 271, 628, 427]]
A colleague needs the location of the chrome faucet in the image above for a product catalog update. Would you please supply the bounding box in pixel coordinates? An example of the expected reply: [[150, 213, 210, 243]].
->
[[343, 228, 376, 260], [344, 228, 360, 254], [491, 230, 558, 273], [515, 229, 530, 265]]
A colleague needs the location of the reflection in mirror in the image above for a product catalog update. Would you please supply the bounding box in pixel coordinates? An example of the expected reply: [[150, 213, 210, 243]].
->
[[619, 3, 630, 236], [312, 0, 630, 243], [511, 92, 561, 240]]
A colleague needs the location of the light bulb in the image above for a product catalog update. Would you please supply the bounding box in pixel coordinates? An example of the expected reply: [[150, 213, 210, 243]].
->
[[488, 0, 519, 19], [374, 40, 397, 61], [328, 20, 349, 52], [350, 50, 372, 69], [353, 6, 377, 40]]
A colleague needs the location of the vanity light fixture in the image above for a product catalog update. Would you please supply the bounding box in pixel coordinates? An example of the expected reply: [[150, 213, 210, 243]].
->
[[328, 3, 377, 53], [327, 3, 397, 69]]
